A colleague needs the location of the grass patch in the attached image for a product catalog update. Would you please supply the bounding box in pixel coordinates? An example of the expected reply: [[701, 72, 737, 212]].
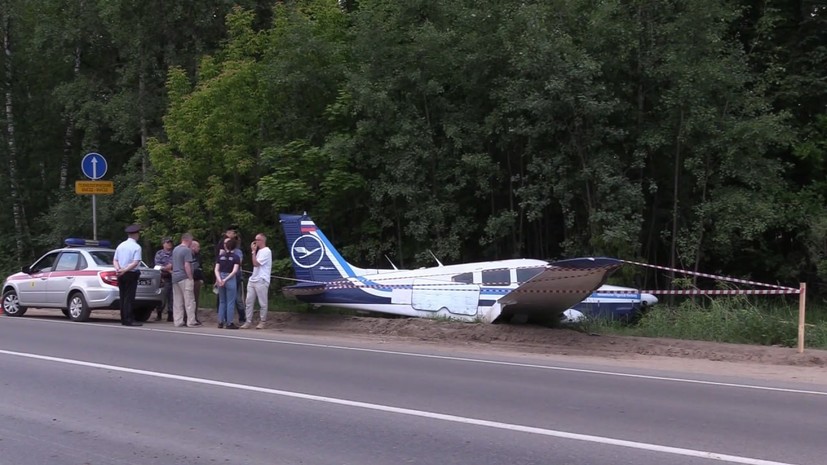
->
[[581, 296, 827, 349]]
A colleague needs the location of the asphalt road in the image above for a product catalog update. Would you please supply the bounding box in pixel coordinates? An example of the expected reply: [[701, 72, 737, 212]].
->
[[1, 316, 825, 465]]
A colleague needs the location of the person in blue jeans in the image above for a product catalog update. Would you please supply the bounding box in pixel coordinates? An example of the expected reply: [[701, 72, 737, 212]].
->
[[214, 238, 241, 329], [215, 225, 246, 324]]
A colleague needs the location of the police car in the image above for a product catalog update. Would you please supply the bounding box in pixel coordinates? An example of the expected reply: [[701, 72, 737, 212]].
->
[[1, 238, 163, 322]]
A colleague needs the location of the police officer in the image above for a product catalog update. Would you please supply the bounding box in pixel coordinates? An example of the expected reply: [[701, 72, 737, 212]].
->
[[113, 224, 143, 326]]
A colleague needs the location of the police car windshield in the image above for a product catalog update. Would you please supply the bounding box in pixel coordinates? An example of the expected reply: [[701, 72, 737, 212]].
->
[[89, 251, 114, 266]]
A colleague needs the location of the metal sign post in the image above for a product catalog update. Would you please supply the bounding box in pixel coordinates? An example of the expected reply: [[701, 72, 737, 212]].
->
[[79, 152, 110, 240], [798, 282, 807, 354], [92, 195, 97, 240]]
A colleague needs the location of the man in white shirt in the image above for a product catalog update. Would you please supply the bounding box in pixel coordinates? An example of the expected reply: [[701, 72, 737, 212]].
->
[[241, 233, 272, 329], [113, 224, 143, 326]]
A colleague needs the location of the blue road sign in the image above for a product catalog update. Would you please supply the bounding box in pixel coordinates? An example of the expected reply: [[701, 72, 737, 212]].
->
[[81, 152, 108, 180]]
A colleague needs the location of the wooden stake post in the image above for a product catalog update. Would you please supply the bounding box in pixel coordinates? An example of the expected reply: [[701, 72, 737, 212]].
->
[[797, 283, 807, 354]]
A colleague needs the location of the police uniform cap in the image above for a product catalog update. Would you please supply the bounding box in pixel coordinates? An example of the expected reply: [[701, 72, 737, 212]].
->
[[124, 224, 142, 234]]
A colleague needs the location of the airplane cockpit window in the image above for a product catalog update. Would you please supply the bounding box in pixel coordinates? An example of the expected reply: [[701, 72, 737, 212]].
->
[[451, 272, 473, 284], [482, 269, 510, 286], [516, 267, 545, 283]]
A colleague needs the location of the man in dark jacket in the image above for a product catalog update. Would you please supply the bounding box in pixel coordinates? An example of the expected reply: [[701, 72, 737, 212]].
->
[[153, 237, 174, 321], [190, 240, 204, 324]]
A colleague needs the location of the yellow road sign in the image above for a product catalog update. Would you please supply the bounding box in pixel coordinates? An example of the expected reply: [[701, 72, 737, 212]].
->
[[75, 180, 114, 195]]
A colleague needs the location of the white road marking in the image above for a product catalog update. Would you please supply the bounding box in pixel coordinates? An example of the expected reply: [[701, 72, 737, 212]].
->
[[5, 317, 827, 396], [0, 349, 801, 465], [140, 328, 827, 396], [177, 332, 827, 396]]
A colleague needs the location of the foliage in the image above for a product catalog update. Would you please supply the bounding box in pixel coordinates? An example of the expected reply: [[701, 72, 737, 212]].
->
[[0, 0, 825, 305]]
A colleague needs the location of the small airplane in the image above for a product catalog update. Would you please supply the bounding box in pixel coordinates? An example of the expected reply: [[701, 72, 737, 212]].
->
[[280, 213, 655, 323]]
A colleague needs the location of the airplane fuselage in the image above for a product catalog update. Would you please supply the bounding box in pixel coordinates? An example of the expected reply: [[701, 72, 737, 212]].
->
[[286, 258, 644, 323], [280, 213, 644, 324]]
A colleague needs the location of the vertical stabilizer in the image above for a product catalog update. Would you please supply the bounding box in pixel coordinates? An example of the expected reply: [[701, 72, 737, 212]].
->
[[279, 213, 357, 283]]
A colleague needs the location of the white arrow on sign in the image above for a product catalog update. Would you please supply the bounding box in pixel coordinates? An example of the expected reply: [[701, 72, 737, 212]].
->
[[81, 152, 107, 180]]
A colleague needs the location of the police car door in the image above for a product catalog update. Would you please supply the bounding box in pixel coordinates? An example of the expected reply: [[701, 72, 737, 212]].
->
[[18, 251, 59, 307], [47, 251, 83, 306]]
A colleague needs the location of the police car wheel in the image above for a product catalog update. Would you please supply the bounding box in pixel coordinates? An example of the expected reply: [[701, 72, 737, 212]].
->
[[61, 309, 71, 318], [2, 289, 27, 317], [67, 292, 91, 322]]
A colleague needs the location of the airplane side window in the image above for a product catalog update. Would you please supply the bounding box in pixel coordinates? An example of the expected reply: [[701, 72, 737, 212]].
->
[[482, 269, 510, 286], [451, 272, 473, 284], [516, 267, 545, 283]]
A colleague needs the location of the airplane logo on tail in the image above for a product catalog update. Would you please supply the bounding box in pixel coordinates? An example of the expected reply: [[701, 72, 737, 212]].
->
[[291, 235, 325, 269], [295, 246, 321, 259]]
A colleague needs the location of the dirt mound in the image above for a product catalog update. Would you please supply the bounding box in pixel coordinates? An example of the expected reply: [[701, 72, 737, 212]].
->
[[236, 312, 827, 368], [24, 307, 826, 369]]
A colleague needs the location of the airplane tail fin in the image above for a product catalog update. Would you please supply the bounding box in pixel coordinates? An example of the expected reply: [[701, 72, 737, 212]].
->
[[279, 213, 359, 283]]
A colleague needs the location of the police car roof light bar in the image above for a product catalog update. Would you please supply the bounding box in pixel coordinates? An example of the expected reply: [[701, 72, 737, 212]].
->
[[64, 238, 112, 248]]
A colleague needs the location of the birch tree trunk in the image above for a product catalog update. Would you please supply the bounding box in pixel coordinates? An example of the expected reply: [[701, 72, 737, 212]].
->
[[60, 44, 82, 191], [3, 12, 29, 264], [139, 70, 148, 177], [669, 108, 684, 295]]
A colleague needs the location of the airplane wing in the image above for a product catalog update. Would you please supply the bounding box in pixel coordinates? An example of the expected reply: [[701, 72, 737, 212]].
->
[[497, 257, 622, 322]]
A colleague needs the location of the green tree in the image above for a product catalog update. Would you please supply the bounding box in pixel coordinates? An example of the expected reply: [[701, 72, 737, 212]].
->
[[142, 1, 356, 270]]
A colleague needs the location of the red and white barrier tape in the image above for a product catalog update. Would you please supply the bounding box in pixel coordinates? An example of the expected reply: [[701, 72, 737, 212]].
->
[[281, 264, 621, 287], [621, 259, 798, 292], [643, 289, 800, 295], [320, 286, 799, 295], [278, 259, 800, 296]]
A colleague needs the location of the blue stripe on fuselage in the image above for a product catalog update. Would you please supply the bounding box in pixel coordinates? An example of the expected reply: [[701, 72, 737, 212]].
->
[[296, 287, 391, 305]]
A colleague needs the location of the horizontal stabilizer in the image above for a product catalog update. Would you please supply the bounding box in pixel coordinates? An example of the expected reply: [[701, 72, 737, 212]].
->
[[283, 282, 327, 297]]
